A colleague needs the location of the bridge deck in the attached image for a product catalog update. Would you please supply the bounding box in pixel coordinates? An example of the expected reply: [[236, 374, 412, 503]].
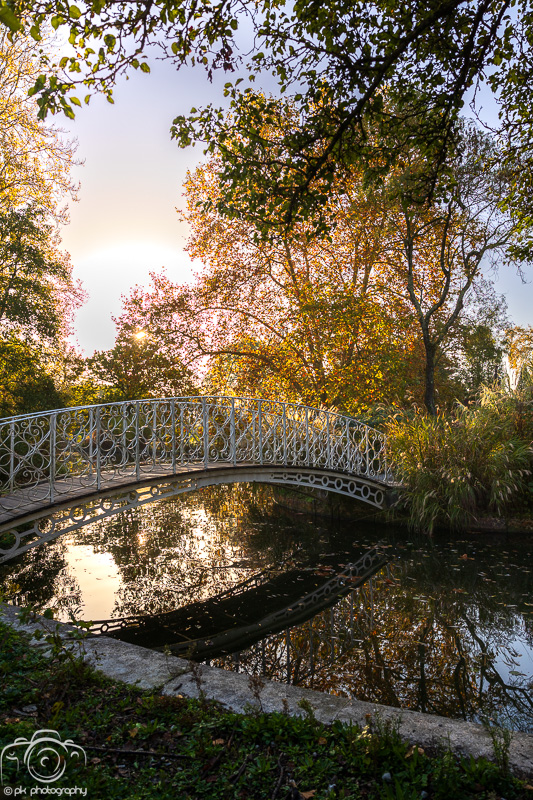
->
[[0, 461, 392, 530], [0, 462, 245, 526]]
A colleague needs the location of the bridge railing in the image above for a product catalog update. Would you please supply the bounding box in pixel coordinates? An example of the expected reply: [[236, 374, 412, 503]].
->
[[0, 397, 389, 514]]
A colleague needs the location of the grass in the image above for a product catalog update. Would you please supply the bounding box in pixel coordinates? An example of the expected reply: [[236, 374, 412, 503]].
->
[[0, 621, 532, 799]]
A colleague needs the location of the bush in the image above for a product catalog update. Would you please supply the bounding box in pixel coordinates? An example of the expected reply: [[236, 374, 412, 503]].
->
[[387, 385, 533, 533]]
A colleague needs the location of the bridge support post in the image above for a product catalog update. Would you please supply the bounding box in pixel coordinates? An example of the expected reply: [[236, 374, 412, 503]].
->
[[202, 398, 209, 469], [152, 404, 157, 467], [231, 398, 236, 466], [96, 407, 101, 491], [258, 400, 263, 465], [89, 407, 94, 478], [135, 403, 140, 481], [9, 421, 14, 493], [327, 411, 332, 469], [180, 403, 185, 465], [49, 414, 56, 503], [305, 407, 310, 467], [346, 417, 351, 473], [171, 399, 176, 473], [122, 405, 127, 468], [283, 403, 287, 466]]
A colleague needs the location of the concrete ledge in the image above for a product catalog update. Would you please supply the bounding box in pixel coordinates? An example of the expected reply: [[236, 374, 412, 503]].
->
[[2, 603, 532, 779]]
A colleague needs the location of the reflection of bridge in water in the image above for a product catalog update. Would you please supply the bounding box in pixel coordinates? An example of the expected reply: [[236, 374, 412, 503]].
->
[[0, 396, 395, 563], [89, 547, 388, 660]]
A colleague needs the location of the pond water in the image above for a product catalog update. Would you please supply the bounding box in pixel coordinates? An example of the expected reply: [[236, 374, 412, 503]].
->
[[1, 484, 532, 733]]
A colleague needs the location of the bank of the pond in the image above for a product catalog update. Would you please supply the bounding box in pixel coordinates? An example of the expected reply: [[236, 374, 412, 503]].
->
[[1, 602, 532, 798], [273, 485, 533, 535]]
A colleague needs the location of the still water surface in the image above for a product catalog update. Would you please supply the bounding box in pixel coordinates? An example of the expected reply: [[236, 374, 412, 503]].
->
[[2, 485, 532, 732]]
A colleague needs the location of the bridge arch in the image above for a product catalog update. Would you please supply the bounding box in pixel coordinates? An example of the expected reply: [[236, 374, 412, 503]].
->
[[0, 396, 393, 563]]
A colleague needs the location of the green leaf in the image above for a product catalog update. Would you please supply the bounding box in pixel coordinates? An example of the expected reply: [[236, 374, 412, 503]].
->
[[140, 62, 150, 73], [69, 4, 82, 19], [0, 3, 21, 32]]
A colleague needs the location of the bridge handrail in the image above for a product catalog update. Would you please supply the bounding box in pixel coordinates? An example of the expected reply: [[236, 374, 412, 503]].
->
[[0, 396, 391, 513], [0, 396, 384, 435]]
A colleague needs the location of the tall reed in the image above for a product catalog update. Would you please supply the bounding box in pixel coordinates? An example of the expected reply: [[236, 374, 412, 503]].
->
[[386, 386, 533, 533]]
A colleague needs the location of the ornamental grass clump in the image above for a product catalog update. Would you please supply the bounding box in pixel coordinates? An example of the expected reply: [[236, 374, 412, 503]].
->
[[387, 386, 533, 533]]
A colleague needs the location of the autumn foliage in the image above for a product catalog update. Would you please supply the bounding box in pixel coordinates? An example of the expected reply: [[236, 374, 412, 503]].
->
[[112, 112, 516, 418]]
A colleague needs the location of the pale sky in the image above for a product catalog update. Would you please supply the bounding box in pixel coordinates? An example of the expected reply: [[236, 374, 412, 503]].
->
[[58, 59, 532, 355], [60, 58, 225, 354]]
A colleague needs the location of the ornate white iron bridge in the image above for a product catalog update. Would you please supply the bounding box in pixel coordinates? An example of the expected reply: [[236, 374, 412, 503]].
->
[[0, 396, 394, 563]]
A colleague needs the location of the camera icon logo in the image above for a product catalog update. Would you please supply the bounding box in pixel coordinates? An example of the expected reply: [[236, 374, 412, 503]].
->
[[0, 729, 87, 784]]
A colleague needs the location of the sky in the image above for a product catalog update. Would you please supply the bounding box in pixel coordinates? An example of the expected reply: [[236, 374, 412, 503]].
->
[[59, 58, 227, 354], [58, 56, 533, 355]]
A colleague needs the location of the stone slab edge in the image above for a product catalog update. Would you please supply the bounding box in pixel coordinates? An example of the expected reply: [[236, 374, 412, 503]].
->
[[1, 603, 531, 779]]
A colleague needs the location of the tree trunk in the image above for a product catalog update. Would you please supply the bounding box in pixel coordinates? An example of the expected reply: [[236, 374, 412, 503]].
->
[[424, 340, 437, 416]]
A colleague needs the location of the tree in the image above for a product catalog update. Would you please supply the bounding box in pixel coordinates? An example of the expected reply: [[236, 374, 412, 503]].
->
[[453, 323, 505, 398], [6, 0, 533, 241], [505, 325, 533, 387], [0, 204, 84, 342], [89, 309, 197, 401], [115, 164, 423, 414], [0, 335, 63, 416], [0, 29, 77, 216], [176, 119, 518, 414], [0, 30, 83, 415], [104, 117, 515, 416], [0, 29, 82, 345], [383, 123, 522, 414]]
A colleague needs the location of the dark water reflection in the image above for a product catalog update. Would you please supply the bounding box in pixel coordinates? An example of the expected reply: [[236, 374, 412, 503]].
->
[[1, 485, 532, 732]]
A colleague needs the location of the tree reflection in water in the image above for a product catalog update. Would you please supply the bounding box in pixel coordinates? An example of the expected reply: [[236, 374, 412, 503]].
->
[[213, 549, 533, 732], [1, 484, 532, 732]]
